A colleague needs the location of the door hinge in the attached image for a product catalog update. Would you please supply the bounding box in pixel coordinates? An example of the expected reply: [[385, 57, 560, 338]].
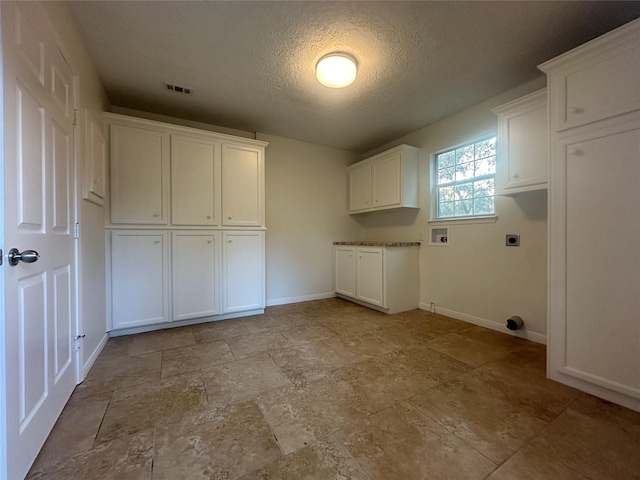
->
[[73, 108, 78, 126], [74, 222, 80, 239], [0, 249, 3, 266]]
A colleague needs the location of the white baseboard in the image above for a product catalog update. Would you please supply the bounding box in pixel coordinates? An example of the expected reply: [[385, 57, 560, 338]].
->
[[267, 292, 336, 307], [80, 332, 109, 381], [419, 302, 547, 345]]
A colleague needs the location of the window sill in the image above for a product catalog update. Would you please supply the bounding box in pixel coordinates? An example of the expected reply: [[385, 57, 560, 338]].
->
[[428, 215, 498, 226]]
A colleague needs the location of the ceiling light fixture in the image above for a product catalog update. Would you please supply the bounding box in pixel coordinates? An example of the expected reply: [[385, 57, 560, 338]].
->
[[316, 53, 357, 88]]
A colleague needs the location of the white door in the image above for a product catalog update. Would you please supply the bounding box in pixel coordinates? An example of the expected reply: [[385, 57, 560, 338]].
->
[[335, 246, 356, 297], [349, 163, 371, 212], [372, 152, 401, 208], [222, 231, 264, 313], [221, 143, 263, 226], [356, 248, 385, 307], [171, 135, 220, 226], [172, 231, 220, 321], [1, 3, 78, 479], [110, 231, 170, 330]]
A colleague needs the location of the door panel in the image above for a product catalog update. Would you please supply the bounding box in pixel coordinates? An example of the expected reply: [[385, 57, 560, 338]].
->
[[2, 3, 78, 478], [356, 248, 385, 307]]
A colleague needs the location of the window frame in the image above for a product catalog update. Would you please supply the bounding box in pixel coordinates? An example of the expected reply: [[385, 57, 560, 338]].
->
[[430, 134, 498, 222]]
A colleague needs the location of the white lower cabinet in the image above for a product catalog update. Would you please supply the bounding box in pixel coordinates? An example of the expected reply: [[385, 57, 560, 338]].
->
[[172, 231, 220, 321], [110, 230, 170, 330], [356, 248, 385, 307], [334, 243, 419, 314], [222, 231, 265, 313]]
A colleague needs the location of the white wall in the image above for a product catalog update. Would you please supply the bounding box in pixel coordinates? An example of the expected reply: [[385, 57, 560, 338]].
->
[[40, 2, 111, 374], [355, 77, 548, 342], [257, 133, 362, 305]]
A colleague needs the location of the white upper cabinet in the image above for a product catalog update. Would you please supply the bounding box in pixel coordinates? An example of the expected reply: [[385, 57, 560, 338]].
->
[[171, 134, 220, 226], [349, 163, 372, 212], [110, 123, 169, 224], [222, 143, 264, 227], [348, 144, 420, 214], [550, 37, 640, 131], [492, 89, 549, 195], [106, 113, 267, 229]]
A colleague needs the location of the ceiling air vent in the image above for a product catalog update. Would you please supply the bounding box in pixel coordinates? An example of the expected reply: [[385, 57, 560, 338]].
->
[[165, 83, 192, 95]]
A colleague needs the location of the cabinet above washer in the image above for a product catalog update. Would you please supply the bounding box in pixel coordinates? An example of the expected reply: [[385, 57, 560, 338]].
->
[[348, 144, 420, 214]]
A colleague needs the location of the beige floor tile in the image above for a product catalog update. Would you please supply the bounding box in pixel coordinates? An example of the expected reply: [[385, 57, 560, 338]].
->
[[457, 325, 529, 348], [161, 339, 234, 378], [202, 353, 291, 407], [371, 321, 434, 347], [486, 443, 589, 480], [96, 371, 207, 443], [29, 391, 111, 469], [419, 313, 473, 336], [528, 405, 640, 479], [409, 376, 550, 464], [568, 393, 640, 436], [466, 349, 580, 422], [256, 376, 369, 454], [239, 434, 370, 480], [125, 327, 196, 356], [317, 314, 379, 335], [153, 401, 281, 480], [269, 341, 363, 386], [335, 402, 496, 480], [73, 350, 161, 399], [281, 323, 336, 344], [26, 429, 154, 480], [426, 331, 516, 367], [226, 330, 292, 359], [322, 330, 399, 357], [191, 318, 251, 343], [242, 313, 300, 334]]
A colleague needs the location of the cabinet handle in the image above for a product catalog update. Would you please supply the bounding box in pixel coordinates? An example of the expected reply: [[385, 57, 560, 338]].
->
[[153, 212, 160, 218], [228, 215, 233, 220], [153, 238, 161, 245], [207, 239, 213, 244], [206, 214, 212, 219], [93, 178, 100, 184], [512, 173, 519, 179], [569, 107, 584, 115], [228, 239, 233, 243]]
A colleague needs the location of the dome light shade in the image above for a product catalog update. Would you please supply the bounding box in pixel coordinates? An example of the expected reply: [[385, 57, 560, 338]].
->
[[316, 54, 357, 88]]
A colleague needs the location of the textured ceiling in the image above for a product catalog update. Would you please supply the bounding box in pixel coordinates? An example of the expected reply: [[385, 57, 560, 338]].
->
[[67, 1, 640, 153]]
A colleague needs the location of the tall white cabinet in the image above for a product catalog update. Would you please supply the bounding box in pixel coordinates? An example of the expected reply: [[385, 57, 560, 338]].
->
[[105, 113, 267, 333], [540, 19, 640, 412]]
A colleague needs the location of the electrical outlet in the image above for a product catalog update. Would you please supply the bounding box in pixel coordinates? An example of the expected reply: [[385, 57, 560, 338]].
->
[[506, 234, 520, 246]]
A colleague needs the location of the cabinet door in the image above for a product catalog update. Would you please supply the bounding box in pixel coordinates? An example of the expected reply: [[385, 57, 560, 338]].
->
[[172, 231, 220, 321], [349, 163, 372, 212], [110, 230, 170, 329], [372, 152, 401, 208], [171, 135, 220, 226], [549, 125, 640, 400], [110, 123, 169, 224], [356, 247, 385, 307], [222, 231, 265, 313], [222, 143, 264, 226], [335, 246, 356, 297]]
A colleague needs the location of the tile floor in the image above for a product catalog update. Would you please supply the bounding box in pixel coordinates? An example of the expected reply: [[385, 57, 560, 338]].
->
[[27, 298, 640, 479]]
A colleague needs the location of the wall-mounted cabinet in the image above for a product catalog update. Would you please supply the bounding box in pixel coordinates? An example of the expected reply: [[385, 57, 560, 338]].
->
[[105, 113, 267, 333], [540, 18, 640, 412], [109, 122, 170, 224], [334, 242, 419, 314], [348, 144, 420, 214], [492, 89, 548, 195]]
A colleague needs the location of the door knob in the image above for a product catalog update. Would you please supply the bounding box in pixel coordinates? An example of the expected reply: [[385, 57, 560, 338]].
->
[[7, 248, 39, 266]]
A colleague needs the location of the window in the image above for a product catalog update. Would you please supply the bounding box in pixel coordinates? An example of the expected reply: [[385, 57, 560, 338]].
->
[[434, 136, 496, 219]]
